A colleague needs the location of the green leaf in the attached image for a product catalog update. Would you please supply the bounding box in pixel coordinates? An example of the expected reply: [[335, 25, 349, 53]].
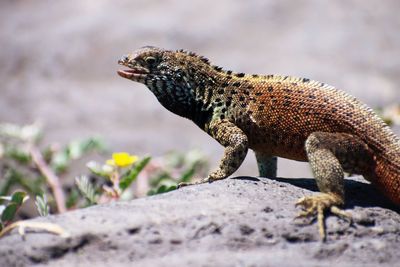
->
[[0, 169, 19, 196], [51, 152, 69, 173], [35, 195, 50, 217], [51, 137, 106, 174], [148, 184, 177, 196], [2, 169, 44, 196], [179, 166, 196, 183], [1, 203, 18, 222], [0, 222, 3, 232], [119, 156, 151, 191], [86, 161, 111, 178], [147, 179, 177, 196], [149, 172, 172, 187], [157, 185, 177, 194], [383, 118, 393, 126], [6, 148, 31, 164], [11, 191, 28, 205], [75, 176, 97, 205], [69, 138, 107, 159], [66, 188, 80, 209]]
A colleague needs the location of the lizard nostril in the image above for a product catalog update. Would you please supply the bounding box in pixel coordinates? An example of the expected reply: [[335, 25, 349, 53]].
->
[[118, 55, 129, 64]]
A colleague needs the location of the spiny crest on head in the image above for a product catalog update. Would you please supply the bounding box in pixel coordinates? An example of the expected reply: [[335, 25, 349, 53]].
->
[[176, 49, 210, 64], [134, 46, 164, 58], [175, 48, 243, 77]]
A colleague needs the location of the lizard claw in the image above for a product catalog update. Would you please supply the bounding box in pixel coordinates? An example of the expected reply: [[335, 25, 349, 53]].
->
[[295, 193, 351, 241], [177, 177, 210, 189], [177, 182, 190, 188]]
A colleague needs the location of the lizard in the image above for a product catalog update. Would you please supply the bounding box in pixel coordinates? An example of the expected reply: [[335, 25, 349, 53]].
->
[[117, 46, 400, 240]]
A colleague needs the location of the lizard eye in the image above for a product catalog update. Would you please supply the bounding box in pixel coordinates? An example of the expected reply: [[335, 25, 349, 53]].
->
[[144, 56, 157, 65]]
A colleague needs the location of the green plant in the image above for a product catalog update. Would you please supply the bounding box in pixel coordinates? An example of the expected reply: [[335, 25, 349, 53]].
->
[[35, 194, 50, 217], [83, 150, 208, 200], [375, 104, 400, 126], [75, 176, 97, 205], [0, 122, 106, 214], [0, 122, 209, 222], [147, 150, 209, 195], [0, 191, 29, 231], [83, 153, 151, 203], [0, 122, 210, 238]]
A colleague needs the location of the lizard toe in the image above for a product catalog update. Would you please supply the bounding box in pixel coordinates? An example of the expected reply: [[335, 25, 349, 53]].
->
[[295, 193, 347, 241], [177, 182, 189, 189], [177, 177, 212, 188]]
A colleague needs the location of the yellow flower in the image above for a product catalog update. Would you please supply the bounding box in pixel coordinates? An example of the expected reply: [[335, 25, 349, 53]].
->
[[106, 152, 138, 168]]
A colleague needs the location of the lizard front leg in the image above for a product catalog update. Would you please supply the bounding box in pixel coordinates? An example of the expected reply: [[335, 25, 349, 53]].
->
[[178, 119, 248, 187]]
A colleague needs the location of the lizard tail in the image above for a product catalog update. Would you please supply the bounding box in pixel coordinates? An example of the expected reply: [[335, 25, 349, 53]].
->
[[372, 154, 400, 206]]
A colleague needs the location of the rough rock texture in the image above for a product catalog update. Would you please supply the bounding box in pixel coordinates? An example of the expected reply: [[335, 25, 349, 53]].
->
[[0, 176, 399, 267]]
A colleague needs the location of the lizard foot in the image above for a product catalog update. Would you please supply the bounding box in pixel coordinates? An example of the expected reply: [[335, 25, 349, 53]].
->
[[295, 193, 352, 241], [177, 177, 210, 189]]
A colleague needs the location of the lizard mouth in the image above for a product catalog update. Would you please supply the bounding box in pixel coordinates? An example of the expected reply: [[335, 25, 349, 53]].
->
[[117, 62, 149, 80], [117, 68, 148, 79]]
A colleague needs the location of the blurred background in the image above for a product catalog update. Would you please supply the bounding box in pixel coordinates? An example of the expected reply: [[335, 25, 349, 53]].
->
[[1, 0, 399, 178]]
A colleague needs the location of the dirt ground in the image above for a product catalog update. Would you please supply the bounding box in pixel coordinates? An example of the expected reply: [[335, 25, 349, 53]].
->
[[0, 0, 399, 177]]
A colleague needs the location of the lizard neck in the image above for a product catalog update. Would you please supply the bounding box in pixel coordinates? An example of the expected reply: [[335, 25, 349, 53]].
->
[[156, 93, 213, 129], [146, 78, 214, 130], [145, 60, 238, 130]]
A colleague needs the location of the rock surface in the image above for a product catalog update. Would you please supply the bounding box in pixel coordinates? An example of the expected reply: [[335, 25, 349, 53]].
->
[[0, 176, 399, 267]]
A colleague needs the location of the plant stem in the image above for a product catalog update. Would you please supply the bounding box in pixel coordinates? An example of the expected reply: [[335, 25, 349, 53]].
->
[[0, 221, 70, 238], [29, 145, 67, 213]]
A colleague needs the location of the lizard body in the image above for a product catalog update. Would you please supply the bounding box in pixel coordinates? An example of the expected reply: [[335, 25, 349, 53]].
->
[[117, 46, 400, 240]]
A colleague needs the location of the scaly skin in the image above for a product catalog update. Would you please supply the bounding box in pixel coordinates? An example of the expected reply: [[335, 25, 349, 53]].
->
[[117, 46, 400, 240]]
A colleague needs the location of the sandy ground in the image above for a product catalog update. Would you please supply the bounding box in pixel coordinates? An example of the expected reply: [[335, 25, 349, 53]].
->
[[0, 0, 399, 177]]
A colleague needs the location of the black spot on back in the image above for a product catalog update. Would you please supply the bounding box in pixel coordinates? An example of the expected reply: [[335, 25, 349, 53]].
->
[[213, 66, 223, 71], [308, 94, 316, 99], [232, 81, 241, 87]]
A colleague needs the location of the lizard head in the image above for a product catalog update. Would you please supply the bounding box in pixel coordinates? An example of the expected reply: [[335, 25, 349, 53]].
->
[[117, 46, 216, 112], [117, 46, 163, 83], [118, 46, 195, 102]]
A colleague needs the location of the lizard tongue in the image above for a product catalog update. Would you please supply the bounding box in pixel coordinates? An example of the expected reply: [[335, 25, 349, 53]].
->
[[117, 69, 134, 79]]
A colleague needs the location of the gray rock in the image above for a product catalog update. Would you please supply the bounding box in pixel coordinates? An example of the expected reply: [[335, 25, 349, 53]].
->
[[0, 176, 399, 267]]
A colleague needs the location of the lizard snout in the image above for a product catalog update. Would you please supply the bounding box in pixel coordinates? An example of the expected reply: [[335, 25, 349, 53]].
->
[[118, 55, 130, 65]]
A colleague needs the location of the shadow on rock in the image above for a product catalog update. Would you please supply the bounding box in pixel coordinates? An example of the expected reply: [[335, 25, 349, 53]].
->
[[231, 176, 399, 212]]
